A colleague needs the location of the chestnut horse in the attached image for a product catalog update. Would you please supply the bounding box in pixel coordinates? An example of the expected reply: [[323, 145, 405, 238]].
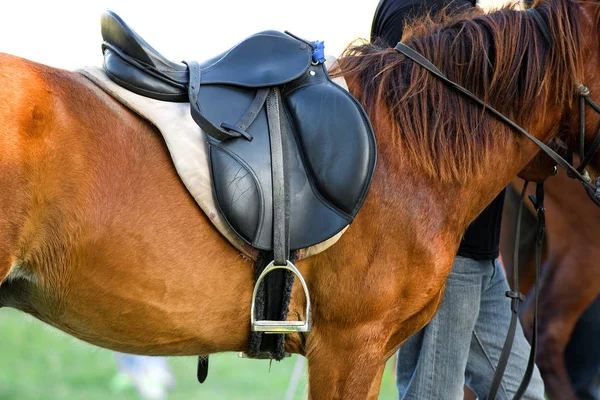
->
[[501, 171, 600, 400], [1, 1, 599, 398]]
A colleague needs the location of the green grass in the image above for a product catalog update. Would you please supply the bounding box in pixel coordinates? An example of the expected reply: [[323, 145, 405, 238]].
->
[[0, 309, 397, 399]]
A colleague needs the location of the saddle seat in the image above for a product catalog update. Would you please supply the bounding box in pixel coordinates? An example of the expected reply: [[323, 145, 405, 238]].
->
[[100, 10, 377, 255], [101, 11, 313, 101]]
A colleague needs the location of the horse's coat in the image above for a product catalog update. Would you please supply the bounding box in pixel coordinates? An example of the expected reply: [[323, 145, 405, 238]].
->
[[1, 1, 600, 398], [502, 172, 600, 400]]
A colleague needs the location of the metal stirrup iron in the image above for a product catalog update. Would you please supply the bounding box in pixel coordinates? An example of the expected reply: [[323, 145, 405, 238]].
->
[[249, 88, 311, 333]]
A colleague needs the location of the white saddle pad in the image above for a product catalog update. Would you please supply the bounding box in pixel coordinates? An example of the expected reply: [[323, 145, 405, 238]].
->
[[78, 58, 347, 260]]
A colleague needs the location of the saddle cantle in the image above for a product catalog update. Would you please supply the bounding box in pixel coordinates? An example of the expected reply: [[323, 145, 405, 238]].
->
[[100, 9, 377, 254]]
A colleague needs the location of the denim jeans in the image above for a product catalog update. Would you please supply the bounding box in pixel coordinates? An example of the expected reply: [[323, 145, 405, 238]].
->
[[396, 256, 545, 399]]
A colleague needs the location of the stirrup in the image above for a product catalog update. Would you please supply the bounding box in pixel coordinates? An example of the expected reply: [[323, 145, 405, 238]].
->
[[250, 260, 312, 333]]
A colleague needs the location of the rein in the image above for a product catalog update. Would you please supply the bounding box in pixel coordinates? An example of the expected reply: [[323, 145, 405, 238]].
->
[[394, 6, 600, 399], [487, 181, 544, 400]]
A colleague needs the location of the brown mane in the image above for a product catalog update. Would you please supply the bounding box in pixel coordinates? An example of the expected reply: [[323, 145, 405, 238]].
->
[[336, 0, 584, 183]]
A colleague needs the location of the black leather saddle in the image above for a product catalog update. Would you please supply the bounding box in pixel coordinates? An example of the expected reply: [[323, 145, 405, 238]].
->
[[101, 10, 377, 257]]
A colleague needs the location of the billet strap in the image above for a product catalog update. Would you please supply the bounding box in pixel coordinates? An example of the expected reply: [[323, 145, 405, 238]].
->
[[393, 42, 598, 195], [488, 181, 528, 400], [266, 88, 291, 266], [196, 355, 209, 383]]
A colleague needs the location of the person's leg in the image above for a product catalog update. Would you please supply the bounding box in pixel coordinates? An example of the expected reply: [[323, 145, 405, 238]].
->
[[465, 259, 545, 399], [396, 256, 484, 400], [564, 295, 600, 400]]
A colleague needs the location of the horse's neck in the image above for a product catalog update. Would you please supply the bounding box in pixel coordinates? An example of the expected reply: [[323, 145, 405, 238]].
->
[[366, 113, 561, 256]]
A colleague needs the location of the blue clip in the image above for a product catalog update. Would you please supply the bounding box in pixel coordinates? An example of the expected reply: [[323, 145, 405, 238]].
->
[[311, 40, 325, 64]]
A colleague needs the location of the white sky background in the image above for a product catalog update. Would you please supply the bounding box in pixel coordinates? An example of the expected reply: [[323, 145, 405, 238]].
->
[[0, 0, 515, 71]]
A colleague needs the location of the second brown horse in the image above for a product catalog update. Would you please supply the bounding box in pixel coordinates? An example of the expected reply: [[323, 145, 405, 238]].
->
[[501, 170, 600, 400]]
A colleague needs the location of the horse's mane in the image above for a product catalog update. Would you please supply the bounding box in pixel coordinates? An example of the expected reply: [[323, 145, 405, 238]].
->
[[336, 0, 585, 183]]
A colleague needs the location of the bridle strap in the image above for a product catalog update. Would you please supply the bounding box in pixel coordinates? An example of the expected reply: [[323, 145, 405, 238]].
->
[[577, 93, 600, 172], [394, 42, 597, 194]]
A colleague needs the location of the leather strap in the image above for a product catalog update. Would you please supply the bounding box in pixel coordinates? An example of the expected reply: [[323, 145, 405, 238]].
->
[[488, 181, 528, 399], [254, 89, 293, 358], [220, 88, 270, 141], [196, 355, 209, 383], [186, 60, 252, 141], [577, 95, 600, 172], [266, 88, 291, 265], [514, 183, 545, 398], [488, 182, 545, 400], [580, 94, 587, 162]]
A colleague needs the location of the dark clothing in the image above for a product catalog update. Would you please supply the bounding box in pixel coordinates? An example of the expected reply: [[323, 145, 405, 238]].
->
[[456, 191, 506, 260], [371, 0, 505, 261]]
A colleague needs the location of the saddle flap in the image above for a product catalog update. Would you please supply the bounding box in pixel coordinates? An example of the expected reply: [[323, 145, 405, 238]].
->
[[284, 67, 376, 215], [95, 9, 377, 255], [207, 64, 377, 251], [198, 31, 313, 87]]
